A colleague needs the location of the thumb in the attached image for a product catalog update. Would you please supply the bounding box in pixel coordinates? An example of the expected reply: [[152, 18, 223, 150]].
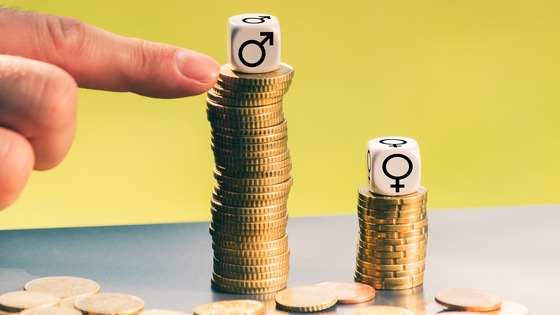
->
[[0, 9, 220, 98]]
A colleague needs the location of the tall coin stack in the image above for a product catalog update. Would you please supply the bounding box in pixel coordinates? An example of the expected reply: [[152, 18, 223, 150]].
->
[[207, 63, 294, 294], [354, 185, 428, 290]]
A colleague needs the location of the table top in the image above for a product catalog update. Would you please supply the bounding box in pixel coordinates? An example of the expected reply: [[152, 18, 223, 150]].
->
[[1, 205, 558, 314]]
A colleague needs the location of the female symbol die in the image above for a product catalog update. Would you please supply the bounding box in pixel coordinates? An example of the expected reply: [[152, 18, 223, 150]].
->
[[366, 136, 421, 196], [227, 14, 281, 73]]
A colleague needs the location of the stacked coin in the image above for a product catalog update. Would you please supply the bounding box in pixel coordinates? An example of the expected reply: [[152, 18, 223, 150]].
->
[[354, 185, 428, 290], [207, 63, 294, 294]]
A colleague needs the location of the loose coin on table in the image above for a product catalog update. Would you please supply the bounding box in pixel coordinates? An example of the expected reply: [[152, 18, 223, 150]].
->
[[20, 307, 82, 315], [193, 300, 265, 315], [315, 282, 375, 304], [434, 288, 502, 312], [24, 276, 100, 308], [344, 305, 414, 315], [74, 293, 145, 315], [275, 286, 337, 312], [0, 291, 59, 312]]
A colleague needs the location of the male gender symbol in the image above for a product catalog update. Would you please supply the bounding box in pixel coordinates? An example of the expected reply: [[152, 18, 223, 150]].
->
[[238, 32, 274, 68], [382, 154, 413, 193], [379, 139, 407, 148]]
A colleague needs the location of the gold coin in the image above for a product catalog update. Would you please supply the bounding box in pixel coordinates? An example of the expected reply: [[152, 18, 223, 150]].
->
[[213, 257, 290, 274], [214, 153, 292, 169], [207, 93, 284, 107], [211, 85, 289, 99], [213, 250, 289, 266], [213, 242, 288, 258], [358, 185, 427, 206], [355, 258, 425, 272], [357, 199, 426, 212], [355, 265, 424, 278], [218, 63, 294, 86], [315, 282, 375, 304], [208, 109, 284, 124], [24, 276, 100, 301], [213, 186, 290, 201], [358, 206, 427, 220], [362, 226, 428, 239], [358, 213, 426, 225], [139, 310, 191, 315], [214, 165, 292, 180], [358, 219, 428, 233], [211, 208, 288, 223], [216, 80, 291, 93], [209, 226, 285, 242], [214, 171, 291, 187], [434, 288, 502, 312], [358, 232, 428, 246], [354, 274, 423, 290], [212, 144, 288, 159], [20, 307, 82, 315], [212, 137, 288, 152], [212, 273, 288, 289], [211, 199, 287, 215], [361, 201, 427, 212], [211, 194, 289, 208], [212, 234, 288, 251], [193, 300, 265, 315], [344, 306, 414, 315], [214, 266, 289, 281], [215, 158, 291, 173], [275, 286, 337, 312], [212, 129, 288, 144], [74, 293, 145, 315], [207, 99, 284, 115], [206, 91, 282, 108], [210, 279, 286, 295], [211, 119, 287, 137], [213, 180, 292, 194], [209, 115, 285, 129], [212, 214, 288, 230], [0, 291, 59, 312]]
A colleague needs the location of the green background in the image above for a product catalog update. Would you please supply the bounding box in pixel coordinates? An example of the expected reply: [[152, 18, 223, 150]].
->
[[1, 0, 559, 230]]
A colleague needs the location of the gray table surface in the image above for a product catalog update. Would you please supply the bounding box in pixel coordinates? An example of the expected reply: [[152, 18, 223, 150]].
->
[[1, 205, 558, 314]]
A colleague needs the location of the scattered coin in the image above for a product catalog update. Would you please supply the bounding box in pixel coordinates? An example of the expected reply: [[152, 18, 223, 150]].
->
[[434, 288, 502, 312], [344, 305, 414, 315], [0, 291, 59, 312], [24, 276, 100, 307], [20, 306, 82, 315], [74, 293, 144, 315], [315, 282, 375, 304], [193, 300, 265, 315], [275, 286, 337, 312]]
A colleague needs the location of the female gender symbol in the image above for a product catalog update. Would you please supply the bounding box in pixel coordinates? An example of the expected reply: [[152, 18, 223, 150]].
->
[[382, 154, 413, 193]]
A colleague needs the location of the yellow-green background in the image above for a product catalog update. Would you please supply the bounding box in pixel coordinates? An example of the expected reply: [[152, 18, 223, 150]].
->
[[0, 0, 559, 230]]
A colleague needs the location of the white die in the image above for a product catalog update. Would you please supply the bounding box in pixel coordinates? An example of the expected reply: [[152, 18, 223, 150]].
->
[[366, 136, 421, 196], [227, 14, 281, 73]]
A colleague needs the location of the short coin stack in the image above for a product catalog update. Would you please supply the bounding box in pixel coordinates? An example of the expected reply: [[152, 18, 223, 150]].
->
[[207, 63, 294, 294], [354, 185, 428, 290]]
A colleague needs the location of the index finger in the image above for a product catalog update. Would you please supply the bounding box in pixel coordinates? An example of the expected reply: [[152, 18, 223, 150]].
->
[[0, 9, 220, 98]]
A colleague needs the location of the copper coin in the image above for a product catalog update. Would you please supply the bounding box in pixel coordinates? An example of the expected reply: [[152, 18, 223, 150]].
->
[[315, 282, 375, 304], [435, 288, 502, 312]]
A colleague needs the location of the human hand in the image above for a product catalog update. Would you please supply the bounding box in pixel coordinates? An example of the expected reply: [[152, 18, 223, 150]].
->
[[0, 9, 220, 209]]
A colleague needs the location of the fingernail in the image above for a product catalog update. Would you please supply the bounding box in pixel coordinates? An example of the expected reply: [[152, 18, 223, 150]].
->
[[175, 50, 219, 84]]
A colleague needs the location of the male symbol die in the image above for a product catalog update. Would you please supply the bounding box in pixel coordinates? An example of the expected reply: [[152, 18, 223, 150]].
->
[[227, 14, 281, 73], [366, 136, 421, 196]]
